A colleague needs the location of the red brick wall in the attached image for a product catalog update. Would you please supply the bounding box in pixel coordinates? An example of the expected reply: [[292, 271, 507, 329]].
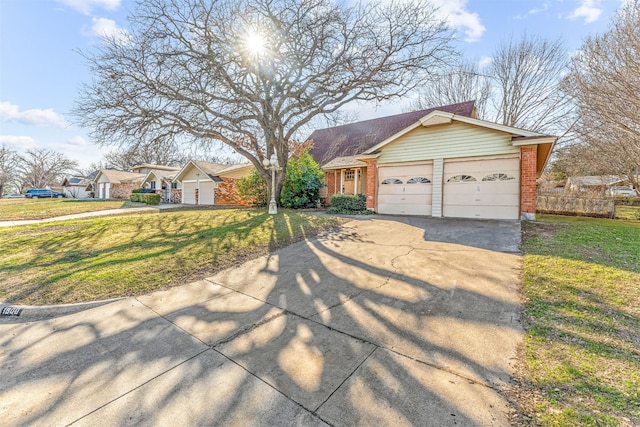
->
[[170, 189, 182, 204], [324, 171, 338, 206], [111, 182, 140, 199], [520, 146, 538, 215], [215, 178, 251, 205], [365, 159, 377, 210]]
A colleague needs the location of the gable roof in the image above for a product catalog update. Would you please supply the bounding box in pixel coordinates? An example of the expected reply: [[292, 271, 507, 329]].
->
[[62, 176, 91, 186], [141, 169, 179, 186], [173, 160, 253, 182], [308, 101, 476, 166], [363, 110, 554, 155], [94, 169, 146, 184], [131, 163, 181, 172]]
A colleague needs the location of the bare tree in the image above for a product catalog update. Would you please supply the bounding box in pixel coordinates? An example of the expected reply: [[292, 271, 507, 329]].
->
[[74, 0, 456, 200], [408, 59, 491, 119], [16, 148, 78, 190], [0, 145, 19, 196], [562, 0, 640, 190], [490, 34, 574, 137]]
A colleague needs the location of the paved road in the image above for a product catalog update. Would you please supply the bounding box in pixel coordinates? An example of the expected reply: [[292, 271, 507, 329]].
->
[[0, 217, 523, 426]]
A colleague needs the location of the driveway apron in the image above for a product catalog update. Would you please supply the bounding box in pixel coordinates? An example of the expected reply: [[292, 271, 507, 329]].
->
[[0, 216, 523, 426]]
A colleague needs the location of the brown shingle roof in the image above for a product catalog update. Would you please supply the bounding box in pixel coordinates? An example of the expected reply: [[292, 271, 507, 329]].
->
[[97, 169, 146, 184], [308, 101, 476, 165]]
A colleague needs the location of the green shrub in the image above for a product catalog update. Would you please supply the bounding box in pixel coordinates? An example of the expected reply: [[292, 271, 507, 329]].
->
[[329, 194, 366, 211], [280, 151, 324, 209], [129, 193, 161, 205], [237, 170, 268, 207], [131, 189, 143, 194]]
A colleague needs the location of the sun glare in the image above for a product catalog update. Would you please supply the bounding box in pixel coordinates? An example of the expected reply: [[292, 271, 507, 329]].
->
[[245, 32, 266, 56]]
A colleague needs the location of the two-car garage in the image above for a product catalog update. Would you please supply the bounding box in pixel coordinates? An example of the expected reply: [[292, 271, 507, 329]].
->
[[377, 156, 520, 220]]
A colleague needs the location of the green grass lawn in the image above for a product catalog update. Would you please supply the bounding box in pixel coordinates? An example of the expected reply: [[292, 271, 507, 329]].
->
[[515, 215, 640, 426], [0, 208, 341, 305], [0, 198, 136, 220]]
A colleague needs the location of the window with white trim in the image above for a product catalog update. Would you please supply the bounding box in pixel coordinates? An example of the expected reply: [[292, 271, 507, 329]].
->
[[407, 177, 431, 184], [381, 178, 403, 185], [481, 173, 516, 181], [447, 175, 476, 183]]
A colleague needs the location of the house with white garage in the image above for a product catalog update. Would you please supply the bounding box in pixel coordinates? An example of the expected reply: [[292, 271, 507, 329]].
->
[[173, 160, 254, 205], [309, 101, 556, 220], [139, 166, 182, 203], [61, 175, 94, 199], [93, 169, 146, 199]]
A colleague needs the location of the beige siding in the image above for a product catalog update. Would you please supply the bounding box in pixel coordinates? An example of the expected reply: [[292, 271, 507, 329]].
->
[[221, 166, 254, 180], [181, 165, 211, 182], [378, 122, 518, 164]]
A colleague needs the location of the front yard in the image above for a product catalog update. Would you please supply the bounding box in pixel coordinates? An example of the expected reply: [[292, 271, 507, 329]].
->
[[0, 198, 135, 220], [514, 215, 640, 426], [0, 209, 341, 304]]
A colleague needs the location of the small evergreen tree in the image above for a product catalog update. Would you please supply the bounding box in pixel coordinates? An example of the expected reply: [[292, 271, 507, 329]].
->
[[280, 151, 324, 209], [237, 150, 324, 209], [237, 170, 268, 207]]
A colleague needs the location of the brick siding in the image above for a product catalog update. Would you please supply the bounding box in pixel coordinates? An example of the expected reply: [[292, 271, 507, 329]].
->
[[324, 171, 338, 206], [110, 182, 140, 199], [215, 178, 251, 205], [365, 159, 377, 210], [520, 146, 538, 215]]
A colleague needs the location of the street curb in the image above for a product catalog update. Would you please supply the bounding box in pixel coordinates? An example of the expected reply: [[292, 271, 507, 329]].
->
[[0, 298, 124, 323]]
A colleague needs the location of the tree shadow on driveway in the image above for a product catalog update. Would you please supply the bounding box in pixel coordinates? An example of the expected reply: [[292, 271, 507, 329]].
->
[[0, 217, 523, 426]]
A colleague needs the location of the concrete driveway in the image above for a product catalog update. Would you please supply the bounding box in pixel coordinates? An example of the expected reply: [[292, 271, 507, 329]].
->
[[0, 217, 523, 426]]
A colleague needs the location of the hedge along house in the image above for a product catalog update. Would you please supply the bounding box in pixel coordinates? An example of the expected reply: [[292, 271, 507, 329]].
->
[[309, 101, 556, 220], [173, 160, 254, 205], [93, 169, 146, 199]]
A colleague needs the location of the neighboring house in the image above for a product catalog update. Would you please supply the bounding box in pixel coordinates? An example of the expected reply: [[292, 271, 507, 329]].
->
[[173, 160, 254, 205], [139, 165, 183, 203], [93, 169, 146, 199], [566, 175, 629, 193], [308, 101, 556, 220], [61, 175, 93, 199]]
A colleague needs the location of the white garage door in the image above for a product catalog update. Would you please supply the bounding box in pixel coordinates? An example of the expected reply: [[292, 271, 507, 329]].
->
[[183, 182, 196, 204], [378, 164, 433, 215], [199, 182, 215, 205], [443, 157, 520, 220]]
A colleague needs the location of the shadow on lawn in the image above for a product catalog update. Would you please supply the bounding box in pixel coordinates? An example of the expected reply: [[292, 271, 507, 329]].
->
[[1, 211, 312, 304], [0, 217, 523, 426]]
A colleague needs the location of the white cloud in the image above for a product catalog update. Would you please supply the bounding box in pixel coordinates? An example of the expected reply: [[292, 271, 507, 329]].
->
[[0, 102, 69, 129], [56, 0, 121, 15], [569, 0, 603, 24], [67, 136, 88, 147], [91, 17, 129, 42], [0, 135, 37, 149], [478, 56, 493, 68], [529, 2, 550, 15], [432, 0, 485, 42]]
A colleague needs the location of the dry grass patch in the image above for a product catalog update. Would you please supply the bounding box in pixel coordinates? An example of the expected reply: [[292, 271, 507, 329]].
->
[[0, 199, 133, 220], [512, 215, 640, 426], [0, 208, 342, 304]]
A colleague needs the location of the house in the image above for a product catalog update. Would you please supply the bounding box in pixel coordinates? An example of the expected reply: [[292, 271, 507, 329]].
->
[[93, 169, 146, 199], [61, 174, 95, 199], [309, 101, 556, 220], [173, 160, 254, 205], [139, 166, 182, 203], [566, 175, 628, 193]]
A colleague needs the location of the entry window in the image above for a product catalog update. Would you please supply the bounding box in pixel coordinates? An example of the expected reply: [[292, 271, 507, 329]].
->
[[381, 178, 403, 185], [150, 181, 156, 190], [482, 173, 515, 181], [447, 175, 476, 183], [171, 182, 178, 189], [407, 177, 431, 184]]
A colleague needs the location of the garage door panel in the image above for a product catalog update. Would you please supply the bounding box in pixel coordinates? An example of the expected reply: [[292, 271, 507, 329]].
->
[[199, 182, 215, 205], [443, 205, 520, 220], [183, 182, 196, 204], [378, 164, 433, 216], [378, 203, 432, 216], [443, 157, 520, 220]]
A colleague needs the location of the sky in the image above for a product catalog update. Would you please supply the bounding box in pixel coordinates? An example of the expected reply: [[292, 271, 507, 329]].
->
[[0, 0, 627, 170]]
